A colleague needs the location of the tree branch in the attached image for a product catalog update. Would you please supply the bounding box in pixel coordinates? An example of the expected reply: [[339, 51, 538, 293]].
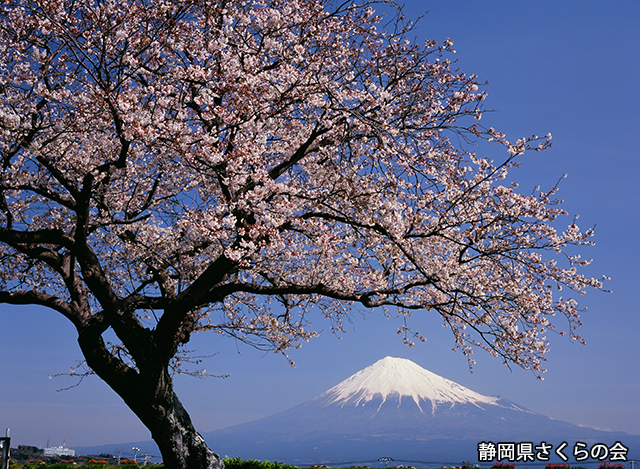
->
[[0, 290, 81, 327]]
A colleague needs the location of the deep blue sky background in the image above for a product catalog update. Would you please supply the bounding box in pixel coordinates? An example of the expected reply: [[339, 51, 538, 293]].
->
[[1, 0, 639, 451]]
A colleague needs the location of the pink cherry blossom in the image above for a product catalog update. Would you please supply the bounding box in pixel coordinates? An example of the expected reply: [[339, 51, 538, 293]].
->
[[0, 0, 604, 467]]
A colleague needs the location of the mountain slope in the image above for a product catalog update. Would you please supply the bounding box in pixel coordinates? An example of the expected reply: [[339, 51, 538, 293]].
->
[[203, 357, 638, 464]]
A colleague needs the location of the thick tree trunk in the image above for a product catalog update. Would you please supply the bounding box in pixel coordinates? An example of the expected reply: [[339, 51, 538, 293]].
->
[[78, 332, 224, 469], [137, 389, 223, 469], [115, 372, 224, 469]]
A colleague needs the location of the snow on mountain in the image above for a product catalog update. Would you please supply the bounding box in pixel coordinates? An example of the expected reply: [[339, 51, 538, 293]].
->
[[78, 356, 640, 465], [317, 356, 499, 412], [199, 356, 639, 464]]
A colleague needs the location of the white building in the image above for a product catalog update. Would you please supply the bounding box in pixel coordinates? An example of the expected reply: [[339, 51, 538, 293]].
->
[[44, 445, 75, 457]]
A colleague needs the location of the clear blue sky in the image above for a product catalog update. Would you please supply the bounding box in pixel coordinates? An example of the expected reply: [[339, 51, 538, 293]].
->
[[1, 0, 639, 450]]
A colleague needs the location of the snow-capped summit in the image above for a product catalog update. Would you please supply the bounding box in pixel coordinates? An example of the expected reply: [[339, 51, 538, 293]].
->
[[317, 356, 499, 412], [201, 356, 638, 465]]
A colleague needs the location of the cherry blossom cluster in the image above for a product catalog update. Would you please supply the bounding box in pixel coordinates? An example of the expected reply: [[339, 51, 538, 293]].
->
[[0, 0, 604, 378]]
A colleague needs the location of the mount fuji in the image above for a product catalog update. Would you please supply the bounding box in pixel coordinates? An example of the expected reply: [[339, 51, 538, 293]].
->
[[202, 357, 639, 465], [75, 357, 638, 464]]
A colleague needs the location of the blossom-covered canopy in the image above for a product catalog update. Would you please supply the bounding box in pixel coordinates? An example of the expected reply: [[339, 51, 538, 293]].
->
[[0, 0, 602, 381]]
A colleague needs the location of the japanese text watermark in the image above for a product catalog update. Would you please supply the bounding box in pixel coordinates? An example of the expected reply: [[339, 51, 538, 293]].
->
[[477, 441, 629, 463]]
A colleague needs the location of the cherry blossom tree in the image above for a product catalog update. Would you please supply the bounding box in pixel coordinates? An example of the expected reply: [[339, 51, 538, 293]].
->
[[0, 0, 603, 467]]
